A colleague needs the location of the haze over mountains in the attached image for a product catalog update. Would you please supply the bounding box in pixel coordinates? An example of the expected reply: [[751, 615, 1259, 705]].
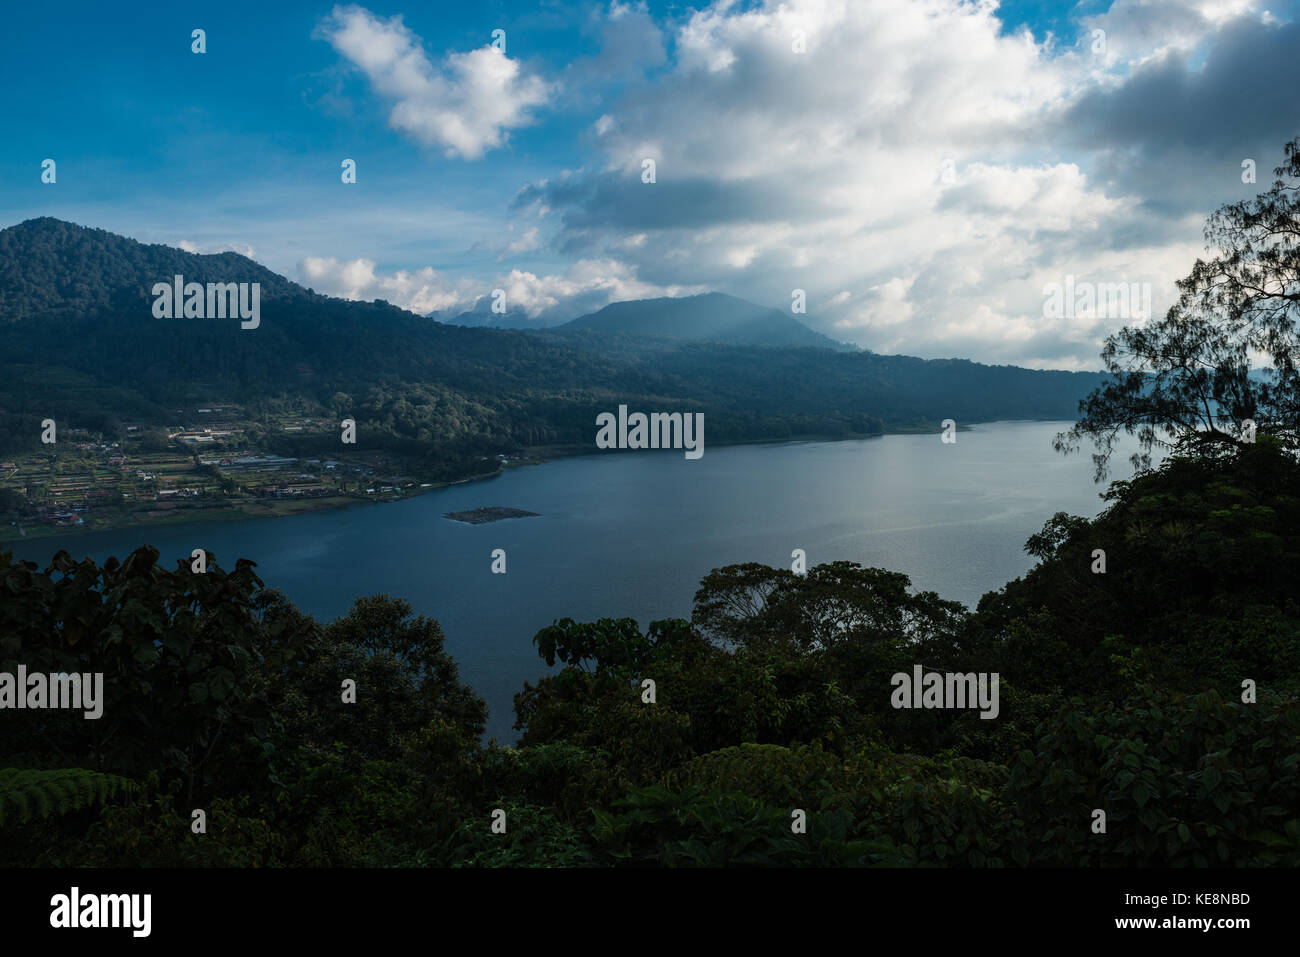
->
[[451, 290, 853, 352], [0, 218, 1104, 469]]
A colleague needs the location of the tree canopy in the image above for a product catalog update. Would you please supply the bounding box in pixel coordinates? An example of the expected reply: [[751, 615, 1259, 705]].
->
[[1059, 137, 1300, 477]]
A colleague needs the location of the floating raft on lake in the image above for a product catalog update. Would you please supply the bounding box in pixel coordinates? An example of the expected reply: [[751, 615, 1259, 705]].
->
[[443, 506, 540, 525]]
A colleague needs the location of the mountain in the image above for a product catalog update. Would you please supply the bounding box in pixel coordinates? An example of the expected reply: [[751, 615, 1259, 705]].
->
[[559, 292, 854, 350], [437, 295, 539, 330], [0, 217, 302, 323], [0, 218, 1104, 473]]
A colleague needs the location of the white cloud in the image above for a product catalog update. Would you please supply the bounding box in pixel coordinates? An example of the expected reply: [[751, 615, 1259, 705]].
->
[[316, 5, 550, 159], [297, 253, 702, 322], [520, 0, 1282, 367], [1080, 0, 1262, 69], [298, 255, 474, 314], [290, 0, 1287, 368], [505, 226, 540, 255], [483, 259, 705, 320]]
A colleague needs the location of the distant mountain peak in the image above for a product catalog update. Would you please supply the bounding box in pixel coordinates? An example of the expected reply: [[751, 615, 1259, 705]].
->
[[557, 291, 855, 351]]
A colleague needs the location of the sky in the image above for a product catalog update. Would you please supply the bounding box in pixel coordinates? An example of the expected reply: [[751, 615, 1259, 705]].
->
[[2, 0, 1298, 369]]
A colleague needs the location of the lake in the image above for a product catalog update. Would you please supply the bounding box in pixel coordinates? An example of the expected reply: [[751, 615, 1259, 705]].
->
[[7, 420, 1140, 741]]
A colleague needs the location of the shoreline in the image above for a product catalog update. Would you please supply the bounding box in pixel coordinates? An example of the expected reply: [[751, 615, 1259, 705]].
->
[[0, 460, 531, 546], [1, 419, 1058, 548]]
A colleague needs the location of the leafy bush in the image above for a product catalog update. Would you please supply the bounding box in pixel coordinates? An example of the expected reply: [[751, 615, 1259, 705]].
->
[[445, 802, 594, 868], [1005, 689, 1300, 866]]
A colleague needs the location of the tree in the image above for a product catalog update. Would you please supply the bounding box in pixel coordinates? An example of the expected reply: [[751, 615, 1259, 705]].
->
[[693, 560, 964, 656], [273, 594, 487, 767], [0, 546, 317, 803], [1059, 137, 1300, 478]]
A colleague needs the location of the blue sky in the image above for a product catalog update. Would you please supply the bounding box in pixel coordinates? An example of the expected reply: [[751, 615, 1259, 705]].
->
[[3, 0, 1299, 368]]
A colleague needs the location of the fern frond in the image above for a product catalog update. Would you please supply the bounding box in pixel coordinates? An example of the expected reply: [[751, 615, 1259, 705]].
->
[[0, 768, 137, 827]]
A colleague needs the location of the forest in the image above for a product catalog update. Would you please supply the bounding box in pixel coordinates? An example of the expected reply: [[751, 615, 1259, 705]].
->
[[0, 435, 1297, 866], [1, 139, 1299, 868]]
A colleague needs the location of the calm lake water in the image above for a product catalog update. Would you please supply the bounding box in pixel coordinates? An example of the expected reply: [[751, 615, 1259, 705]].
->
[[7, 420, 1139, 741]]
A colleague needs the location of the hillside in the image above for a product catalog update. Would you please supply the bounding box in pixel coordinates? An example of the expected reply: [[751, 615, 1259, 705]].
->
[[0, 218, 1103, 466], [0, 217, 301, 322]]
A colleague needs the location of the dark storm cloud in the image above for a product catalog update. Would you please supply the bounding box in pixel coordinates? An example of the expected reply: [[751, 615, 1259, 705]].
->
[[1058, 17, 1300, 215]]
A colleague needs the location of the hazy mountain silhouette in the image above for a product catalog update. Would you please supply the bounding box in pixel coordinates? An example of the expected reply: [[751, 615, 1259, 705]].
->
[[438, 295, 538, 330], [559, 292, 854, 350]]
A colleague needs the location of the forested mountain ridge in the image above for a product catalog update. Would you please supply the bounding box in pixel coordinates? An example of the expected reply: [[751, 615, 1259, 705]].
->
[[0, 217, 303, 322], [0, 218, 1102, 460]]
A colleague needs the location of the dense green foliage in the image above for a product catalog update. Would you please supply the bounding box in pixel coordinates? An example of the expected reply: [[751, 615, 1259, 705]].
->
[[0, 768, 135, 827], [1, 441, 1297, 867]]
